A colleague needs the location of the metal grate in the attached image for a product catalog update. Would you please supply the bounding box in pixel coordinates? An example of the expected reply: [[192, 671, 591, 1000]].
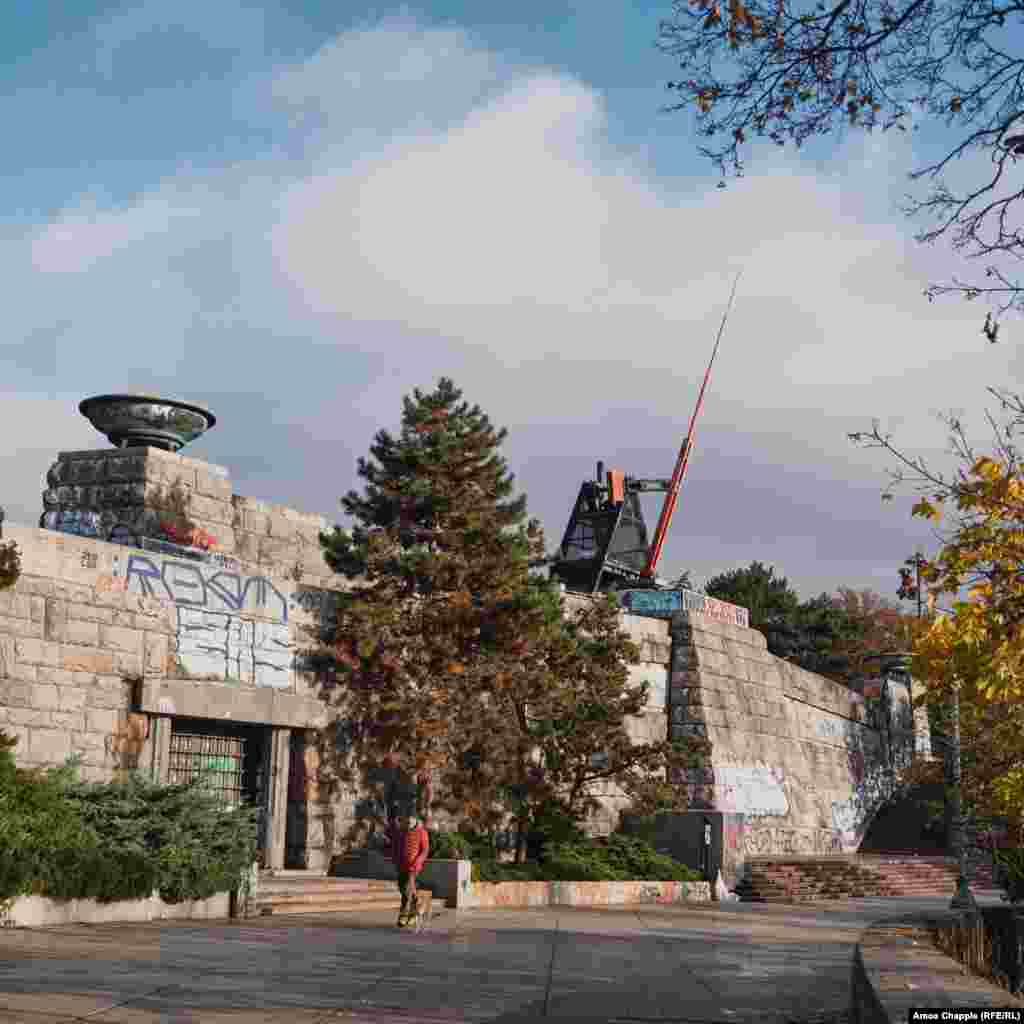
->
[[168, 730, 247, 808]]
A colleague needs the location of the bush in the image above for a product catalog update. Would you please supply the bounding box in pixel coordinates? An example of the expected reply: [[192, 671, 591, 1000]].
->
[[428, 831, 473, 860], [993, 847, 1024, 905], [0, 739, 97, 903], [468, 834, 702, 883], [541, 841, 630, 881], [599, 835, 702, 882], [0, 735, 259, 907]]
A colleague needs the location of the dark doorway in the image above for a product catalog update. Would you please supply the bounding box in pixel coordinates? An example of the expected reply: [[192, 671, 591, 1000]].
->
[[168, 718, 270, 865], [285, 731, 309, 869]]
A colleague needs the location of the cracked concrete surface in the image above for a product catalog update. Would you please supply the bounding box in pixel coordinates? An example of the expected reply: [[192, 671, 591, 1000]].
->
[[0, 897, 1006, 1023]]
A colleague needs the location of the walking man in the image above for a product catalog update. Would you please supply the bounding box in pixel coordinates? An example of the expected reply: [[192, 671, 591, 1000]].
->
[[388, 811, 429, 927]]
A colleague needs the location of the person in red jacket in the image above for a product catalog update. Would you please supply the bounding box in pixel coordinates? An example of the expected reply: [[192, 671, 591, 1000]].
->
[[388, 812, 429, 927]]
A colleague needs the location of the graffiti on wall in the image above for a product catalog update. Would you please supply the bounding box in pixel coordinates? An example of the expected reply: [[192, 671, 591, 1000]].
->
[[829, 764, 894, 847], [174, 607, 292, 689], [741, 826, 844, 856], [814, 717, 846, 741], [43, 508, 103, 538], [126, 554, 289, 622], [713, 762, 789, 816], [618, 588, 750, 628]]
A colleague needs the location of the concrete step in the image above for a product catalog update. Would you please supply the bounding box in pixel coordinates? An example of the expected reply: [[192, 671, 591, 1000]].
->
[[261, 868, 328, 877], [740, 851, 1004, 903], [254, 890, 433, 917], [255, 897, 403, 916], [256, 887, 400, 907], [252, 873, 434, 918], [257, 877, 398, 896]]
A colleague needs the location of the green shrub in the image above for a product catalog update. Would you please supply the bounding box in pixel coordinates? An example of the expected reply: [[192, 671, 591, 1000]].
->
[[993, 848, 1024, 904], [0, 739, 96, 903], [467, 834, 702, 883], [598, 835, 702, 882], [473, 859, 547, 882], [36, 845, 155, 904], [0, 738, 259, 907], [542, 841, 630, 881], [428, 831, 473, 860], [529, 802, 587, 846], [60, 770, 259, 904]]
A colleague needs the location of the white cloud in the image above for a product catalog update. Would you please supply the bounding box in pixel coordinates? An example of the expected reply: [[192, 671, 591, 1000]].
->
[[0, 395, 103, 529], [3, 16, 1019, 598]]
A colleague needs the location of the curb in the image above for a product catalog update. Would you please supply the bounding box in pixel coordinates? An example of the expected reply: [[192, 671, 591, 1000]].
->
[[851, 912, 1023, 1023]]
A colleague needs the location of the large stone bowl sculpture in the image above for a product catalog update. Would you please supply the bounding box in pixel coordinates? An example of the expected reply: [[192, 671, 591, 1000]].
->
[[78, 394, 216, 452]]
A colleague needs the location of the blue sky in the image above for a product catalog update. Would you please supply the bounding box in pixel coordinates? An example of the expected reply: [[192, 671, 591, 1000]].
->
[[3, 1, 1020, 602]]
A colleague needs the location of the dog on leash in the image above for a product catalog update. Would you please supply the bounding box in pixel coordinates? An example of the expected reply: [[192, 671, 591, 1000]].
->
[[407, 894, 429, 933], [401, 892, 430, 933]]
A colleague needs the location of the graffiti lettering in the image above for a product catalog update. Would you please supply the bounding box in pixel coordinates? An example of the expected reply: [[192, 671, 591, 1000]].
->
[[43, 508, 102, 538], [829, 765, 894, 846], [741, 827, 844, 857], [126, 555, 288, 622], [173, 607, 292, 688], [618, 588, 750, 628], [815, 717, 844, 740], [80, 551, 98, 569], [639, 884, 662, 904], [714, 762, 789, 816]]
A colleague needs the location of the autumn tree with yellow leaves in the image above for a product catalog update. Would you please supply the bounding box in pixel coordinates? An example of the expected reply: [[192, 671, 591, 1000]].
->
[[851, 387, 1024, 841]]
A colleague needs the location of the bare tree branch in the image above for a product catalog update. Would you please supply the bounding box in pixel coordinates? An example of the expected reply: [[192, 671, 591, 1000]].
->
[[659, 0, 1024, 333]]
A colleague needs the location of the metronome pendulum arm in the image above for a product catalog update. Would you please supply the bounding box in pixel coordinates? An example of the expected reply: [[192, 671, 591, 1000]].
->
[[549, 271, 742, 594]]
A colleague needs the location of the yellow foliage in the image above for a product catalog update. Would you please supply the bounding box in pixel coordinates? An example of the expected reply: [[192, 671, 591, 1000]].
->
[[910, 447, 1024, 702], [993, 768, 1024, 814], [911, 498, 943, 522], [971, 456, 1003, 482]]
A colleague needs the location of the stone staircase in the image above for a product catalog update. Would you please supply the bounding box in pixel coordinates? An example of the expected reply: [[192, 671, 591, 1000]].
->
[[736, 854, 1000, 903], [253, 869, 431, 918]]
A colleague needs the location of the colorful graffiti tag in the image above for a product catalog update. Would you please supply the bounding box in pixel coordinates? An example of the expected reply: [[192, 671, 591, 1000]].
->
[[741, 826, 844, 856], [618, 588, 749, 628], [829, 765, 894, 846], [126, 554, 289, 622], [174, 606, 292, 689], [42, 508, 103, 538]]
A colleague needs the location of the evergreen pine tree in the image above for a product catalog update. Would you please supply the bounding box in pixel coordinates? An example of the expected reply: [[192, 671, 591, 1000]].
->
[[319, 378, 706, 854], [317, 378, 543, 837]]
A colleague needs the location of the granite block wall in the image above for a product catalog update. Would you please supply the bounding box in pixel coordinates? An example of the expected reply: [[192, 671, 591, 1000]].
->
[[5, 445, 928, 875]]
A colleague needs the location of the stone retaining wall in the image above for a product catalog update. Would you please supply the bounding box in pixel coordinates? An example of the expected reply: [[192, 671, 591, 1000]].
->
[[850, 913, 1023, 1023], [3, 443, 928, 882], [2, 890, 231, 929], [463, 878, 711, 910]]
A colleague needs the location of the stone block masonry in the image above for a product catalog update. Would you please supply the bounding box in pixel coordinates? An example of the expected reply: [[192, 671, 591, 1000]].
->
[[665, 612, 927, 886], [1, 480, 351, 870], [7, 443, 929, 881], [561, 592, 928, 887]]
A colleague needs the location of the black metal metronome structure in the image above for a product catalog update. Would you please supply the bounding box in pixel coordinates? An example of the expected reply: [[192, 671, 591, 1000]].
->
[[549, 271, 743, 596], [550, 462, 671, 594]]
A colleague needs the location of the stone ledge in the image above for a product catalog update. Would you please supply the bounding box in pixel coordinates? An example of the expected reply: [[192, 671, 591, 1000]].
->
[[329, 853, 712, 910], [4, 890, 231, 929], [465, 878, 712, 910], [850, 912, 1023, 1024], [138, 677, 327, 729]]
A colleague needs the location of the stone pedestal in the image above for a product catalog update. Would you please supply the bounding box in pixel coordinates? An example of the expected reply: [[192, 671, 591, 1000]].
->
[[39, 446, 331, 578], [41, 447, 235, 554]]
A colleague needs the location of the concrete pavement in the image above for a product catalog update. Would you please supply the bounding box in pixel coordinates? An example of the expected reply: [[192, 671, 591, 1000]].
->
[[0, 896, 1009, 1023]]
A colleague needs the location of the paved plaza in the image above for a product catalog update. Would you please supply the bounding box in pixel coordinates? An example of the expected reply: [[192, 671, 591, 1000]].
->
[[0, 896, 1004, 1023]]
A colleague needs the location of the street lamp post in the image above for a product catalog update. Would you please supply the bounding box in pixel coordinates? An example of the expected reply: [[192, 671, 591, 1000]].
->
[[947, 677, 979, 912], [898, 555, 978, 912]]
